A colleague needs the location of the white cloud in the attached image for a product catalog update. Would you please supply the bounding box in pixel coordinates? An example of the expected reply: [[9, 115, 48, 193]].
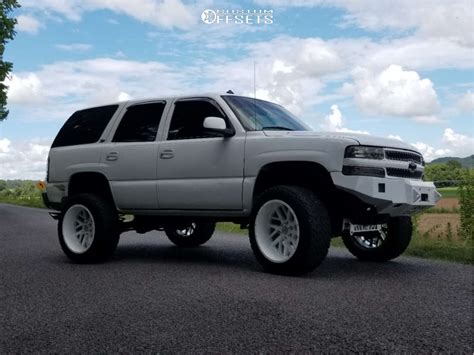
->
[[411, 128, 474, 162], [345, 65, 439, 119], [0, 138, 11, 153], [117, 92, 132, 101], [411, 142, 451, 162], [442, 128, 474, 156], [388, 134, 402, 141], [21, 0, 197, 30], [16, 15, 42, 34], [3, 58, 195, 121], [55, 43, 93, 52], [320, 104, 369, 134], [0, 138, 51, 180], [457, 91, 474, 112], [362, 38, 474, 71], [255, 0, 474, 45], [413, 115, 443, 124], [4, 73, 44, 104]]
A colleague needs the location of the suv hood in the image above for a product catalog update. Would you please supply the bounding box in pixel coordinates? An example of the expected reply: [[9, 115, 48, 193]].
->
[[263, 131, 420, 153]]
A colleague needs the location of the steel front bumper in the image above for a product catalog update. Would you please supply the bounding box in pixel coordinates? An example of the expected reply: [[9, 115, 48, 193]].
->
[[331, 172, 441, 216]]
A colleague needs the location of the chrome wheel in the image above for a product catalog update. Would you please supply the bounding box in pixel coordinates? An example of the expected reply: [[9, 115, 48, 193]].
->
[[62, 204, 95, 254], [175, 223, 196, 237], [352, 227, 387, 249], [255, 199, 300, 263]]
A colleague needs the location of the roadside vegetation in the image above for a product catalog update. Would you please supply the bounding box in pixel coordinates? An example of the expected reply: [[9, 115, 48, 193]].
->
[[1, 161, 473, 264], [0, 180, 44, 208]]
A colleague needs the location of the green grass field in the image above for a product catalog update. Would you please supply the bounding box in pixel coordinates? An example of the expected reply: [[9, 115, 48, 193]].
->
[[437, 187, 460, 198], [0, 195, 44, 208]]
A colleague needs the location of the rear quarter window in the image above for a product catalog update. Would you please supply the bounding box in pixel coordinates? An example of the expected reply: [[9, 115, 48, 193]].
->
[[52, 105, 119, 148]]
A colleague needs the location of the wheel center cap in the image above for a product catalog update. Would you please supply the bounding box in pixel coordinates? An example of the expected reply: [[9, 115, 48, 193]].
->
[[282, 225, 289, 234]]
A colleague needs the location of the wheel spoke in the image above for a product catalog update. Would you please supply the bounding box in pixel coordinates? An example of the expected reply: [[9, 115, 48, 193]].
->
[[271, 235, 283, 246], [275, 207, 285, 222], [255, 199, 300, 263], [269, 229, 280, 239]]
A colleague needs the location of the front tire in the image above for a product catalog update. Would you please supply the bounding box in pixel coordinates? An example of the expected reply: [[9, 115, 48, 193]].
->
[[342, 217, 412, 261], [165, 222, 215, 247], [249, 186, 331, 276], [58, 193, 119, 263]]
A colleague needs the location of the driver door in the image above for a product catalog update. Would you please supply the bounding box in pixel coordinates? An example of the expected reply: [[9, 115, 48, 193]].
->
[[156, 98, 245, 210]]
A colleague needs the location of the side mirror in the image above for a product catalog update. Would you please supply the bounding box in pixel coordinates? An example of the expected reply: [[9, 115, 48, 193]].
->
[[203, 116, 235, 137]]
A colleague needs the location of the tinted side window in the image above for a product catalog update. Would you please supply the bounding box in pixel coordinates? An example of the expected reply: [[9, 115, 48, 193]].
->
[[113, 102, 166, 142], [52, 105, 118, 148], [167, 100, 226, 140]]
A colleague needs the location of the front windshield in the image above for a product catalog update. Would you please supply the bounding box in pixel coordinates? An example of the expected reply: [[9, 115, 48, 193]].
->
[[222, 95, 310, 131]]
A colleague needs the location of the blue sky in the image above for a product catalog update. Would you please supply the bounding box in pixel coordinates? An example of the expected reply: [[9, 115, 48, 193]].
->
[[0, 0, 473, 179]]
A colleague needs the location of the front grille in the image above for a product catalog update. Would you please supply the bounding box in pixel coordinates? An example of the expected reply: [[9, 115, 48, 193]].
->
[[386, 167, 423, 179], [385, 149, 423, 164]]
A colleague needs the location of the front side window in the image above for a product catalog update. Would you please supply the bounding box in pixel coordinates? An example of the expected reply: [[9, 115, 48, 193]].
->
[[167, 100, 227, 140], [222, 95, 309, 131], [113, 102, 166, 142], [52, 105, 118, 148]]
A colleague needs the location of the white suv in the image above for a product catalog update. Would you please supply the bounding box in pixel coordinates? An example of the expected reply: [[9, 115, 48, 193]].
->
[[43, 93, 440, 275]]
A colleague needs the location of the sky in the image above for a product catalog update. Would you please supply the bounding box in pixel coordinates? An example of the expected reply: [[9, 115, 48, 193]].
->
[[0, 0, 473, 179]]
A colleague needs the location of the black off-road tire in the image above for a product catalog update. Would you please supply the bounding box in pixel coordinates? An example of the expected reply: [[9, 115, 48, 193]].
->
[[58, 193, 120, 263], [249, 185, 331, 276], [165, 223, 215, 247], [342, 216, 412, 261]]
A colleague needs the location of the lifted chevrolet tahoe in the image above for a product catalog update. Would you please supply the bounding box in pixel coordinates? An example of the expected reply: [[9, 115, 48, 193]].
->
[[43, 93, 440, 275]]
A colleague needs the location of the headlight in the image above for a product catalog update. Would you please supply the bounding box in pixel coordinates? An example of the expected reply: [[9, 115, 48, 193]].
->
[[345, 145, 384, 160]]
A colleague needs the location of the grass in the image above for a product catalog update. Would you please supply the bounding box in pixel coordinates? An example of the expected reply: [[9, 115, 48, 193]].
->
[[437, 187, 460, 198], [217, 223, 473, 265], [405, 234, 472, 265], [0, 195, 45, 208]]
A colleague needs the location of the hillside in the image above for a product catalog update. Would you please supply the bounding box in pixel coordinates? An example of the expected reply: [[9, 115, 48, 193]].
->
[[430, 155, 474, 168]]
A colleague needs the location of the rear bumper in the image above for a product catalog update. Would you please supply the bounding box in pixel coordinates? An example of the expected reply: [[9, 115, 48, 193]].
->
[[43, 182, 68, 211], [331, 172, 441, 217]]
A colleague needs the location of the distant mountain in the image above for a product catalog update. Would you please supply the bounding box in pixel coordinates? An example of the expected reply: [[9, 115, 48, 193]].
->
[[429, 155, 474, 168]]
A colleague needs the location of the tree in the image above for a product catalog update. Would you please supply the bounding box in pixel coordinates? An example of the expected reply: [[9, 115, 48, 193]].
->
[[446, 160, 462, 170], [0, 0, 20, 121]]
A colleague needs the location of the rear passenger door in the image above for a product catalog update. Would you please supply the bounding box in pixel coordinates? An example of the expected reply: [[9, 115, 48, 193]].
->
[[101, 101, 168, 210]]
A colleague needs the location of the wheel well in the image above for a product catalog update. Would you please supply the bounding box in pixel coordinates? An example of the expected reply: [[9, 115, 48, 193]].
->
[[253, 161, 334, 198], [253, 161, 341, 233], [68, 172, 115, 204]]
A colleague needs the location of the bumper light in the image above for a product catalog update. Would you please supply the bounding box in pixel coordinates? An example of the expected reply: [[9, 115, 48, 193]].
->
[[342, 165, 385, 178]]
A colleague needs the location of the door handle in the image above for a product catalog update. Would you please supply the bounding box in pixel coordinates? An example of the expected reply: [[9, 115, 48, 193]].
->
[[160, 149, 174, 159], [106, 152, 119, 161]]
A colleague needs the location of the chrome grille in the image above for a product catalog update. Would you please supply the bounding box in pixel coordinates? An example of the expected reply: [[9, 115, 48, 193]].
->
[[384, 149, 423, 164], [386, 167, 423, 179]]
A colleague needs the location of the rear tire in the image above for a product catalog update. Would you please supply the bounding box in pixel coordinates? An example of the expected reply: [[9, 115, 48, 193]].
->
[[58, 193, 119, 263], [165, 222, 215, 247], [249, 185, 331, 276], [342, 217, 412, 261]]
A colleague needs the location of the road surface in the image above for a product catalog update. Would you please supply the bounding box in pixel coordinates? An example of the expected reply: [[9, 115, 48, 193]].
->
[[1, 204, 472, 353]]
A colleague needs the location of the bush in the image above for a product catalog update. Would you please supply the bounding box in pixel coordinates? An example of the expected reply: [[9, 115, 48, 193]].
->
[[458, 170, 474, 241]]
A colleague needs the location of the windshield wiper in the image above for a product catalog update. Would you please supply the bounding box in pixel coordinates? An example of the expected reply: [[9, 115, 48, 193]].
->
[[261, 126, 294, 131]]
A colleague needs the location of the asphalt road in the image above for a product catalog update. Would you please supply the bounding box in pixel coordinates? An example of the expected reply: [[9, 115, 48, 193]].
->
[[1, 204, 472, 353]]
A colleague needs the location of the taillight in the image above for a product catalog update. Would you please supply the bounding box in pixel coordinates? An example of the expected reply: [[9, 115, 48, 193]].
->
[[46, 156, 50, 182]]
